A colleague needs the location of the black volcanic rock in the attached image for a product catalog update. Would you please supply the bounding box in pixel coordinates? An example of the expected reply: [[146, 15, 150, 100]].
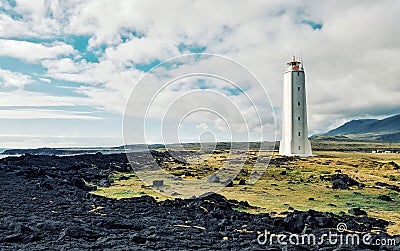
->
[[320, 174, 363, 189], [332, 179, 348, 189], [2, 147, 70, 155], [389, 161, 400, 170], [0, 154, 398, 250], [377, 195, 393, 201], [348, 208, 368, 216], [376, 182, 400, 192], [97, 178, 111, 187]]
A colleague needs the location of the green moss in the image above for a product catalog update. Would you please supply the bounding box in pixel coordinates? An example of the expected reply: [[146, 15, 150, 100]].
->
[[92, 149, 400, 234]]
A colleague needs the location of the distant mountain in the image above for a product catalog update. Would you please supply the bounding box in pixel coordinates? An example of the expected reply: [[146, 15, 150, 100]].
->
[[322, 114, 400, 142]]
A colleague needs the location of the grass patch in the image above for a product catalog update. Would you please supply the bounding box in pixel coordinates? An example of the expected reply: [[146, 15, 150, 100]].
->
[[91, 149, 400, 234]]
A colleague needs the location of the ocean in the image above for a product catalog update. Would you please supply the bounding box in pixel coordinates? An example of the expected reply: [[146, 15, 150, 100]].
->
[[0, 148, 14, 159]]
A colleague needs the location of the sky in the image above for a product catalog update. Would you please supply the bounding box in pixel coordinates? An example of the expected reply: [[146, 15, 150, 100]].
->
[[0, 0, 399, 148]]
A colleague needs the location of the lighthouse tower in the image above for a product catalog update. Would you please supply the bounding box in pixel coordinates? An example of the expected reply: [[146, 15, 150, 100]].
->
[[279, 56, 312, 156]]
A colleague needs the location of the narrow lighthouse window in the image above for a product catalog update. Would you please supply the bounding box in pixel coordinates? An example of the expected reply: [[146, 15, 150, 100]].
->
[[298, 86, 300, 91], [298, 146, 301, 150], [298, 132, 301, 136], [298, 101, 300, 106], [298, 117, 301, 121]]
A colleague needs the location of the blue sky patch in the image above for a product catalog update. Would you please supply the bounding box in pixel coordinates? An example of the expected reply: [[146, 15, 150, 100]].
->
[[64, 35, 100, 63], [24, 78, 89, 97], [193, 79, 214, 90], [222, 86, 246, 96], [120, 29, 144, 42], [0, 56, 46, 75], [1, 1, 22, 20], [160, 61, 185, 71], [66, 35, 90, 53], [75, 50, 99, 63], [5, 0, 16, 7], [301, 19, 323, 30], [135, 59, 161, 72], [178, 43, 207, 53]]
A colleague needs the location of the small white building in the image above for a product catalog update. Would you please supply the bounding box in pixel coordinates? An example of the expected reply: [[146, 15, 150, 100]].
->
[[279, 56, 313, 156]]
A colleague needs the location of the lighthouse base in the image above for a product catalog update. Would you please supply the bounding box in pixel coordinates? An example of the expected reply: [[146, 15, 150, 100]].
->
[[278, 139, 313, 157]]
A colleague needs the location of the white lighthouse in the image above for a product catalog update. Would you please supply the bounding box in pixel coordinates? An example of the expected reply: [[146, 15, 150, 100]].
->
[[279, 56, 312, 156]]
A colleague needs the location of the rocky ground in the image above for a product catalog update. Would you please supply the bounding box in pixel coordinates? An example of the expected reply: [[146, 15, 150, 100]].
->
[[0, 153, 399, 250]]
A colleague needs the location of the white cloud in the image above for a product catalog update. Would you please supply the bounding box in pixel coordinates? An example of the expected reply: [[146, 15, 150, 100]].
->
[[0, 0, 399, 144], [45, 1, 400, 138], [105, 37, 179, 64], [0, 109, 102, 120], [0, 0, 81, 38], [0, 69, 32, 88], [196, 123, 209, 131], [0, 91, 94, 107], [39, 77, 51, 83], [0, 39, 75, 63]]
